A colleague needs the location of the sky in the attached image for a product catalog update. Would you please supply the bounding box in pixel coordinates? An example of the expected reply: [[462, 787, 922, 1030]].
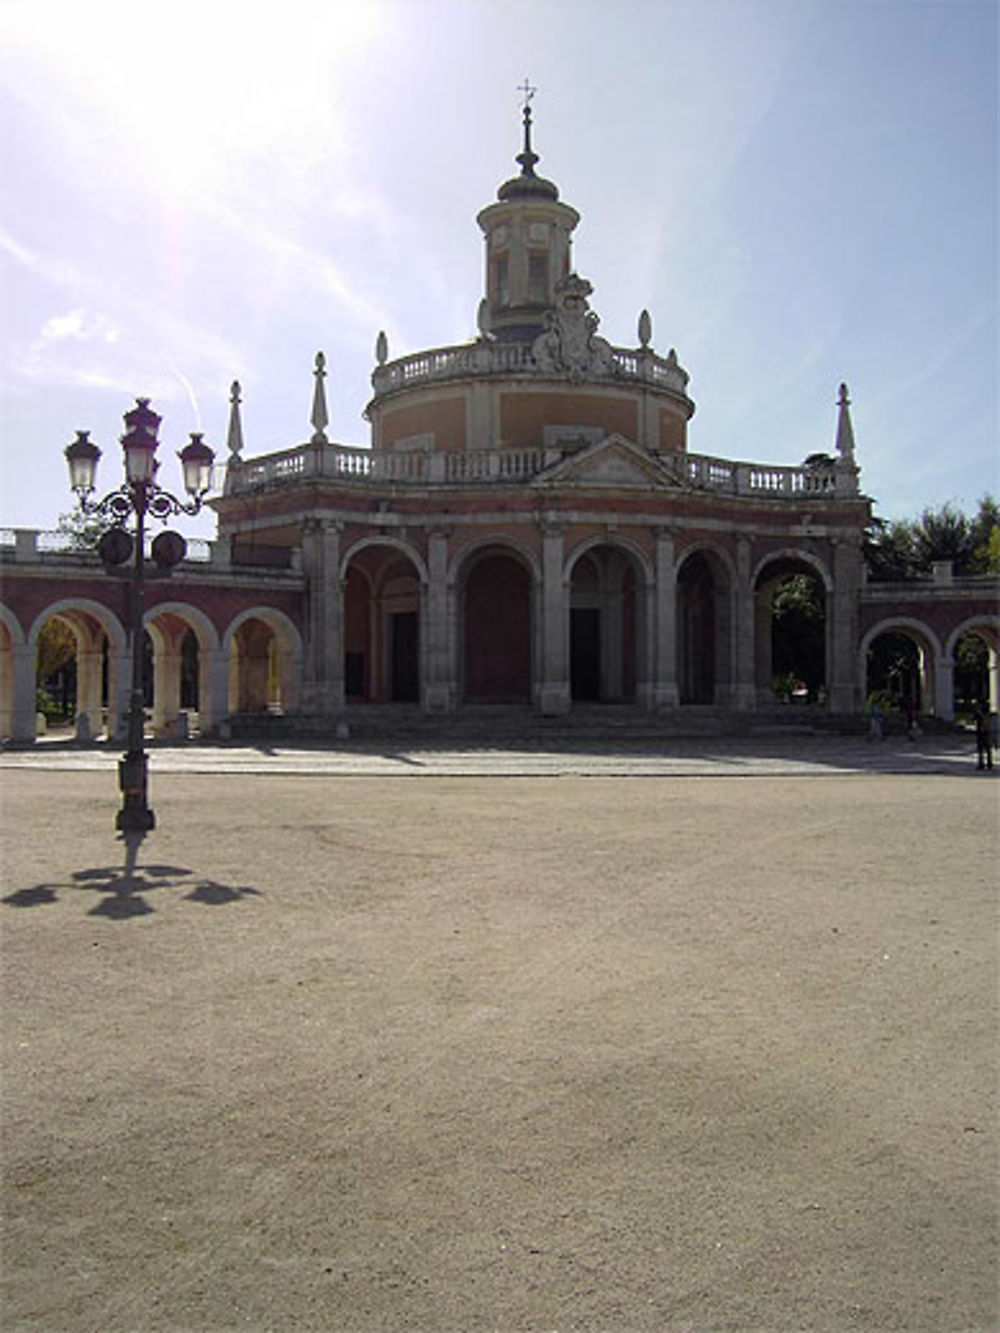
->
[[1, 0, 996, 540]]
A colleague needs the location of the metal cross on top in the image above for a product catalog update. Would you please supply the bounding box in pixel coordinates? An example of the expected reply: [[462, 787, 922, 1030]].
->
[[518, 78, 536, 110]]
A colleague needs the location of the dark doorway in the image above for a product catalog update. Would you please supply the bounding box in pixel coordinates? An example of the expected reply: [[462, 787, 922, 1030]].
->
[[463, 554, 531, 702], [571, 608, 601, 700], [390, 612, 419, 702]]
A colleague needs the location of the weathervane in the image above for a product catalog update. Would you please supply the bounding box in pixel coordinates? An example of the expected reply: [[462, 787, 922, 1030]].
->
[[516, 78, 539, 176]]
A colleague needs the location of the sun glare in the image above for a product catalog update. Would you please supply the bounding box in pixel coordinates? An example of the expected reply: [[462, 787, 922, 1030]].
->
[[4, 1, 388, 189]]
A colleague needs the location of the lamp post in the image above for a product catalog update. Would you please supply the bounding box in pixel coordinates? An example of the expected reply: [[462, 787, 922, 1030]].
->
[[65, 398, 215, 833]]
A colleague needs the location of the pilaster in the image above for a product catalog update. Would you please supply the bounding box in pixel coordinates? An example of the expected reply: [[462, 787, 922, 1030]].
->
[[734, 535, 756, 710], [423, 529, 456, 712], [828, 538, 863, 713], [538, 519, 569, 714], [202, 649, 230, 736], [652, 528, 678, 709], [300, 518, 344, 715], [9, 644, 37, 743]]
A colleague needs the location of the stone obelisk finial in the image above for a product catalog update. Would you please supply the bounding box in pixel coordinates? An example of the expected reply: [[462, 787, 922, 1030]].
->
[[835, 382, 856, 460], [226, 380, 244, 459], [311, 351, 329, 445]]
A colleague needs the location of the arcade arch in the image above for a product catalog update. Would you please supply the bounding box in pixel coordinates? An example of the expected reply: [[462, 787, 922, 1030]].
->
[[676, 547, 734, 705], [948, 618, 999, 715], [223, 608, 302, 716], [458, 543, 534, 703], [861, 618, 940, 716], [341, 541, 425, 703], [143, 603, 220, 736], [27, 599, 128, 740], [566, 541, 647, 703], [753, 554, 830, 704]]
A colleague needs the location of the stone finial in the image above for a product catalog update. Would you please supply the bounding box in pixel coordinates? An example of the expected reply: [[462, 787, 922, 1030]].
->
[[638, 309, 652, 349], [375, 330, 388, 366], [311, 351, 329, 445], [835, 382, 856, 460], [226, 381, 244, 459]]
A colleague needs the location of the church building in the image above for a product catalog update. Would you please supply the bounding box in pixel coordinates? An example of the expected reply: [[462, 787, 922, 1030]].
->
[[213, 101, 868, 723], [5, 105, 994, 745]]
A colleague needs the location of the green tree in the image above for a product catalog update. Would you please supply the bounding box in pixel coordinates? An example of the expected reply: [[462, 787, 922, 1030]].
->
[[56, 507, 106, 551], [864, 516, 918, 581], [969, 495, 1000, 574], [864, 495, 999, 580], [913, 502, 971, 573], [771, 573, 825, 702]]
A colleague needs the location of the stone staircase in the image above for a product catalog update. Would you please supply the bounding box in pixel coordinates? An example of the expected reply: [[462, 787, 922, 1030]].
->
[[223, 702, 918, 746]]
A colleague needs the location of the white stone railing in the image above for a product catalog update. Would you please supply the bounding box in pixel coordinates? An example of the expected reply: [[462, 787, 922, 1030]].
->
[[0, 530, 260, 570], [369, 338, 690, 398], [223, 441, 851, 500]]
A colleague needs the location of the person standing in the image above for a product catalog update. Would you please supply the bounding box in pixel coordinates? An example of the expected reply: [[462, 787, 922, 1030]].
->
[[973, 702, 994, 771]]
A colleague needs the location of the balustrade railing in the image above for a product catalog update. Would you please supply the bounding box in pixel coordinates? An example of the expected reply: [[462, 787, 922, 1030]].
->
[[369, 337, 691, 399], [222, 440, 847, 500]]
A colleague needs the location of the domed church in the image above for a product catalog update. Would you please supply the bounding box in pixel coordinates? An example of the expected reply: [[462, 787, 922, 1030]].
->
[[213, 97, 869, 724]]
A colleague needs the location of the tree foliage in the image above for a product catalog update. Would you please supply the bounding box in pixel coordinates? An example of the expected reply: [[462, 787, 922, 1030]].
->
[[771, 573, 825, 702], [864, 495, 1000, 580], [36, 617, 75, 681], [56, 507, 106, 551]]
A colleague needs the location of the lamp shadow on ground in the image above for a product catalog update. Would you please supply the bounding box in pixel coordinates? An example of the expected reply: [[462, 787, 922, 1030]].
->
[[2, 831, 263, 919]]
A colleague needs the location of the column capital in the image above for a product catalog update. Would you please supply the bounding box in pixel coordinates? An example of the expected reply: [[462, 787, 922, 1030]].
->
[[301, 515, 343, 536]]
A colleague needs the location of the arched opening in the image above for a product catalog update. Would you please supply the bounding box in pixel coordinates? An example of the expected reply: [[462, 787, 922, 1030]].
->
[[676, 550, 732, 705], [144, 610, 207, 737], [952, 625, 999, 720], [568, 545, 638, 702], [342, 545, 423, 704], [33, 607, 127, 738], [860, 620, 942, 723], [754, 559, 827, 705], [228, 616, 296, 715], [866, 630, 928, 718], [462, 549, 532, 703]]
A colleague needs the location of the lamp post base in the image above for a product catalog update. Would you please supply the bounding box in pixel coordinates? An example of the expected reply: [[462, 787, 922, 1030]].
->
[[117, 752, 155, 833]]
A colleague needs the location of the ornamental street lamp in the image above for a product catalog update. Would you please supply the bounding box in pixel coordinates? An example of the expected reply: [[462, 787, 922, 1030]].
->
[[65, 398, 215, 833]]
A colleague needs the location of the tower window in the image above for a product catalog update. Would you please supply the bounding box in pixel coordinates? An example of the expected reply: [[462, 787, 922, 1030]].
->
[[494, 255, 509, 306], [528, 253, 548, 303]]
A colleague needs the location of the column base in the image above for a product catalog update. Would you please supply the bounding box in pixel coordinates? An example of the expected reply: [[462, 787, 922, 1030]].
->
[[422, 685, 457, 713], [538, 684, 571, 716], [299, 682, 345, 715], [650, 684, 679, 711]]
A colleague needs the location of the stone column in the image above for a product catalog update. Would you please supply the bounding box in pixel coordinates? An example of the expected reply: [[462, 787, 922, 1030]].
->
[[734, 536, 756, 710], [423, 529, 455, 712], [152, 649, 181, 735], [538, 520, 569, 715], [9, 644, 37, 742], [108, 649, 131, 741], [652, 528, 678, 709], [828, 538, 863, 714], [200, 649, 230, 736], [300, 518, 344, 715], [934, 654, 955, 721], [76, 648, 104, 736]]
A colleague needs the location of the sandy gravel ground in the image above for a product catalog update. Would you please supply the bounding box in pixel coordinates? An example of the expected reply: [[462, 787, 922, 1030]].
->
[[1, 761, 997, 1332]]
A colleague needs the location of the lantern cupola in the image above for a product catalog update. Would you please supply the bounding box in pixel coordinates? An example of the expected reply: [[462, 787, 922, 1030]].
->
[[476, 94, 580, 343]]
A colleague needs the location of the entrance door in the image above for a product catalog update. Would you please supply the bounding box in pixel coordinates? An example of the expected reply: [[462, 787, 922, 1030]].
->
[[390, 612, 419, 702], [571, 608, 601, 700]]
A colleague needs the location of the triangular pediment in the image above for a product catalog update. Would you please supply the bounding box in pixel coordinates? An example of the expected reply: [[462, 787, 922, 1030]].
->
[[532, 433, 681, 489]]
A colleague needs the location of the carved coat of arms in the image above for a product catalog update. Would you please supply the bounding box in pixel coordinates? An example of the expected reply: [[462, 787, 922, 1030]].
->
[[532, 274, 614, 383]]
